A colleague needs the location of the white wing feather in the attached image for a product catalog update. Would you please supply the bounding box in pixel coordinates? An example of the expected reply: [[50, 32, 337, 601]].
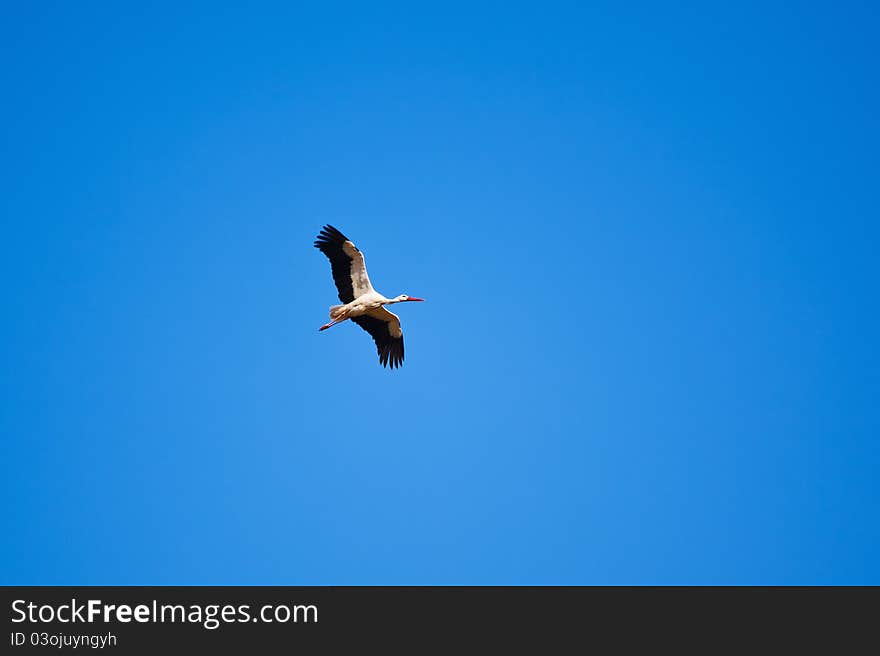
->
[[342, 240, 375, 298]]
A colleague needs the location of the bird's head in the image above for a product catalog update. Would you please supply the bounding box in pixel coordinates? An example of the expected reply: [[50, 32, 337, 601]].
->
[[394, 294, 425, 303]]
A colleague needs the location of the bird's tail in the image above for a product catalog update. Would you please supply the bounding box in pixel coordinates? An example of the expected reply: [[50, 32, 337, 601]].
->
[[329, 305, 347, 320]]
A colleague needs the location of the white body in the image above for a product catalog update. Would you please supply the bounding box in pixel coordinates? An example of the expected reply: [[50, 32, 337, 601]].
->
[[330, 292, 405, 338]]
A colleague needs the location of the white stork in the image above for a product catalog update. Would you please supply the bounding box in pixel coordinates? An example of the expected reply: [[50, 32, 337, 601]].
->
[[314, 225, 424, 369]]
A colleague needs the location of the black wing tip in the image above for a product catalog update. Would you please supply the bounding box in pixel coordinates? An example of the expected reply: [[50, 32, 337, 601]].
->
[[378, 339, 405, 369], [314, 224, 349, 247]]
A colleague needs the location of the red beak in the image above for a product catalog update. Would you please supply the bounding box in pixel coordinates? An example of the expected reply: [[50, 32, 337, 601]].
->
[[407, 297, 425, 302]]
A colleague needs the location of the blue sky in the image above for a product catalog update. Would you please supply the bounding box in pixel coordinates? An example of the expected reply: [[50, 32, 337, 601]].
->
[[2, 2, 878, 584]]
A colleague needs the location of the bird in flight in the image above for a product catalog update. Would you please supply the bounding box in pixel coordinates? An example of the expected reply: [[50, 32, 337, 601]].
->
[[314, 225, 424, 369]]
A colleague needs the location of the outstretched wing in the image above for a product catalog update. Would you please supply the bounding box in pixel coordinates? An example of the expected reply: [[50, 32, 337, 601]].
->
[[352, 307, 405, 369], [313, 225, 375, 303]]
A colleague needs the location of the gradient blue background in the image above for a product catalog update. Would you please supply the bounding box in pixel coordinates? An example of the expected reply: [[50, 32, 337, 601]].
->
[[2, 2, 878, 584]]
